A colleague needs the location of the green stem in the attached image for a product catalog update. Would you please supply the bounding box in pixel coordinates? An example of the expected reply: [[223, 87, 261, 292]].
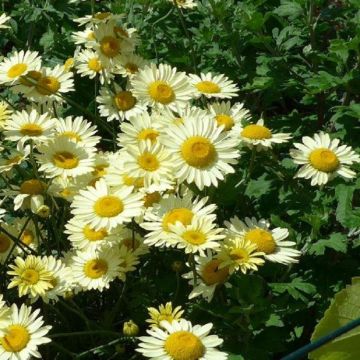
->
[[50, 330, 121, 339]]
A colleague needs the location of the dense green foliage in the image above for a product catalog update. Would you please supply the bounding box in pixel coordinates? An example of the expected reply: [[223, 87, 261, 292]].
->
[[1, 0, 360, 359]]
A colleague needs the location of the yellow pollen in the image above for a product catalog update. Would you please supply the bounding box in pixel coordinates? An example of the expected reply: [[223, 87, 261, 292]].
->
[[137, 129, 159, 143], [87, 31, 95, 40], [7, 63, 28, 79], [162, 208, 193, 232], [125, 62, 138, 74], [83, 225, 108, 241], [196, 80, 220, 94], [36, 76, 60, 95], [94, 195, 124, 217], [245, 228, 276, 254], [20, 230, 34, 246], [164, 331, 205, 360], [93, 164, 108, 178], [182, 230, 206, 245], [148, 81, 175, 104], [123, 175, 144, 188], [241, 124, 272, 140], [181, 136, 216, 168], [20, 123, 43, 137], [215, 114, 234, 131], [94, 12, 111, 20], [309, 148, 339, 172], [52, 151, 79, 169], [59, 188, 73, 198], [20, 179, 46, 195], [1, 325, 30, 352], [143, 191, 160, 208], [100, 36, 120, 58], [201, 259, 229, 285], [230, 248, 249, 262], [114, 91, 136, 111], [60, 131, 82, 142], [19, 70, 42, 86], [21, 269, 40, 285], [137, 152, 160, 171], [84, 259, 108, 279], [88, 58, 102, 72], [0, 234, 11, 253], [64, 58, 74, 71]]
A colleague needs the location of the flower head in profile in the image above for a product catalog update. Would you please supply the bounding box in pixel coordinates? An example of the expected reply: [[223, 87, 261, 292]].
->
[[146, 302, 184, 329], [290, 131, 360, 186], [233, 118, 292, 151]]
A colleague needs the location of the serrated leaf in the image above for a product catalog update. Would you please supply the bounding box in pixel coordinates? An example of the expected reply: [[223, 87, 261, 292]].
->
[[245, 174, 273, 199], [335, 184, 360, 228], [308, 233, 347, 256], [274, 1, 304, 19], [309, 278, 360, 359]]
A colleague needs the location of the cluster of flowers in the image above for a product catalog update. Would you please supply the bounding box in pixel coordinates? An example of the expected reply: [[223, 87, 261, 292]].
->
[[0, 7, 358, 360]]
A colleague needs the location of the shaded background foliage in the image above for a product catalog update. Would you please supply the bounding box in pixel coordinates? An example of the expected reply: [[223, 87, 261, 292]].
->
[[1, 0, 360, 359]]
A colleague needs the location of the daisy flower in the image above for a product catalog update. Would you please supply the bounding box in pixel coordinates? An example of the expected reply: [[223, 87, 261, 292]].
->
[[7, 255, 54, 298], [233, 118, 291, 151], [0, 50, 41, 85], [74, 12, 124, 27], [218, 237, 265, 274], [0, 101, 12, 129], [54, 115, 100, 149], [13, 179, 47, 212], [0, 303, 51, 360], [131, 63, 194, 111], [169, 0, 198, 9], [189, 72, 239, 99], [93, 23, 133, 67], [75, 49, 112, 84], [123, 141, 175, 191], [104, 160, 145, 190], [154, 105, 209, 130], [146, 302, 184, 329], [21, 65, 74, 103], [4, 110, 55, 145], [70, 246, 123, 291], [71, 27, 96, 47], [65, 216, 124, 251], [141, 193, 217, 247], [97, 84, 146, 122], [225, 216, 301, 264], [162, 116, 240, 190], [0, 13, 11, 29], [290, 131, 360, 186], [118, 228, 149, 257], [47, 175, 90, 202], [183, 251, 230, 302], [37, 136, 95, 178], [0, 294, 11, 332], [137, 319, 227, 360], [0, 144, 30, 173], [114, 53, 149, 78], [118, 244, 140, 276], [117, 111, 164, 148], [71, 179, 144, 230], [37, 256, 72, 303], [168, 216, 225, 256], [208, 101, 251, 132]]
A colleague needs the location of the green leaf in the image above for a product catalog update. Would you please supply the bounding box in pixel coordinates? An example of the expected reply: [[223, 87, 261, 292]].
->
[[270, 278, 316, 301], [335, 184, 360, 228], [228, 354, 245, 360], [245, 174, 273, 199], [308, 233, 347, 256], [309, 278, 360, 359], [274, 1, 304, 19]]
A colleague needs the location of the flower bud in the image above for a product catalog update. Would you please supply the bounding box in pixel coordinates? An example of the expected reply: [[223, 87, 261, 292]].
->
[[123, 320, 139, 337]]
